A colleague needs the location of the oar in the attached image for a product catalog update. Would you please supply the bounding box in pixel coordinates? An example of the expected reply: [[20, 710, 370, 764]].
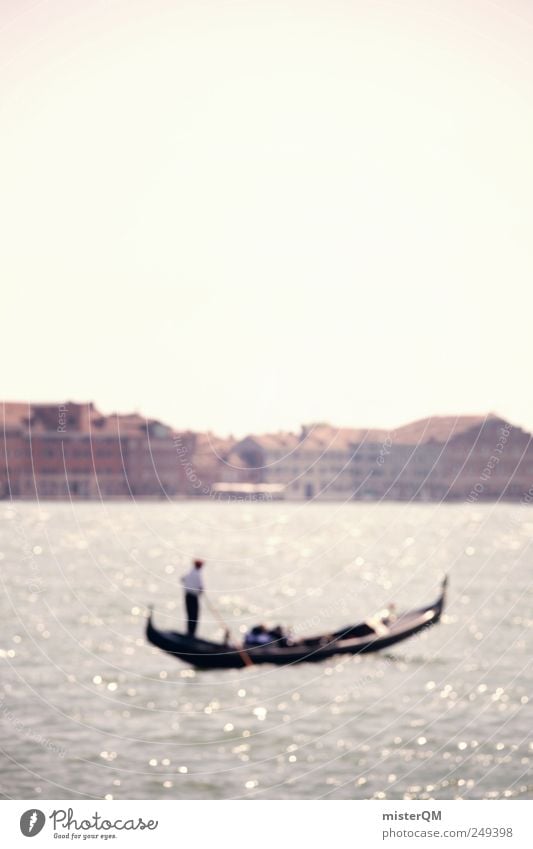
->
[[204, 594, 254, 668]]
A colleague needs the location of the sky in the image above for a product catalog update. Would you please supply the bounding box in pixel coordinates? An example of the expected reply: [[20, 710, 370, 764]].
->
[[1, 0, 532, 437]]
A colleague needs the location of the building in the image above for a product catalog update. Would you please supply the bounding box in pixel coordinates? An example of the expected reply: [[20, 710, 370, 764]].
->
[[0, 402, 189, 499], [226, 425, 391, 500], [227, 416, 533, 502], [2, 403, 532, 502]]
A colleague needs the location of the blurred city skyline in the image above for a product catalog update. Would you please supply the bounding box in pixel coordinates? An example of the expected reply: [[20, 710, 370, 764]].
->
[[2, 0, 532, 436]]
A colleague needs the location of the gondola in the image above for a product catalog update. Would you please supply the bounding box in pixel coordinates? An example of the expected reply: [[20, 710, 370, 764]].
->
[[146, 576, 448, 670]]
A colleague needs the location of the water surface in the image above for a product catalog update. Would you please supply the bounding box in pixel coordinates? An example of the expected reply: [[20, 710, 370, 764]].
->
[[1, 501, 531, 799]]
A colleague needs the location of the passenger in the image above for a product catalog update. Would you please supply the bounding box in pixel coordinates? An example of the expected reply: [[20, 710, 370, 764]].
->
[[269, 625, 288, 647], [384, 603, 397, 625], [244, 625, 271, 648], [366, 602, 397, 636], [244, 624, 289, 648]]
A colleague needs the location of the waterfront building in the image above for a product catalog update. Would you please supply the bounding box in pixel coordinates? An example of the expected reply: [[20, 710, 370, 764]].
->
[[2, 404, 531, 502], [228, 416, 533, 503], [0, 402, 187, 499]]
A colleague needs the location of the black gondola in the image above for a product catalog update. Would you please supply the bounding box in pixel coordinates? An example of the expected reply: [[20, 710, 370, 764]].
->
[[146, 577, 448, 670]]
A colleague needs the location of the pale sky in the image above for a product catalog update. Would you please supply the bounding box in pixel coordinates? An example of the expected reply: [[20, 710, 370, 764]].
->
[[1, 0, 532, 437]]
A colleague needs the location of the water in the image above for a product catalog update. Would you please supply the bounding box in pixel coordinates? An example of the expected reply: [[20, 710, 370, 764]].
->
[[0, 501, 531, 800]]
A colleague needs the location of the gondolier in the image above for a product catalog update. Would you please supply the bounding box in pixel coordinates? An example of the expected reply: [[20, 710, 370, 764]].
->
[[181, 559, 204, 637]]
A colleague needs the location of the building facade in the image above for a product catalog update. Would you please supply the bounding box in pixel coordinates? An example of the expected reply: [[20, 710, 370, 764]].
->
[[227, 416, 533, 502], [0, 402, 189, 499], [2, 404, 532, 502]]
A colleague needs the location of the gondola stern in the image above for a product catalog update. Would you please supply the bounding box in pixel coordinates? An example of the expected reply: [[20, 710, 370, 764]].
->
[[145, 605, 157, 642]]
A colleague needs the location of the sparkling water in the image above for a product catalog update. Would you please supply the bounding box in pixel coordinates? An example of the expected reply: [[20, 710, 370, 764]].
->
[[1, 501, 531, 799]]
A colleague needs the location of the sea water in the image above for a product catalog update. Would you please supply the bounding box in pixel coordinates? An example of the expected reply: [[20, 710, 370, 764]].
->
[[0, 501, 531, 799]]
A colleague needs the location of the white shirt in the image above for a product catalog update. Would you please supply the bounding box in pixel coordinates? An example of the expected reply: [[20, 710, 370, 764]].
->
[[181, 568, 204, 595]]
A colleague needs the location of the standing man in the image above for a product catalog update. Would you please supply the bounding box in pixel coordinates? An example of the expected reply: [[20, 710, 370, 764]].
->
[[181, 559, 204, 637]]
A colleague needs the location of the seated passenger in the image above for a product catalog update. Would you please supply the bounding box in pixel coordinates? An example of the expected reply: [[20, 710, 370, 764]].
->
[[244, 625, 271, 647], [365, 603, 397, 636], [269, 625, 288, 647]]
